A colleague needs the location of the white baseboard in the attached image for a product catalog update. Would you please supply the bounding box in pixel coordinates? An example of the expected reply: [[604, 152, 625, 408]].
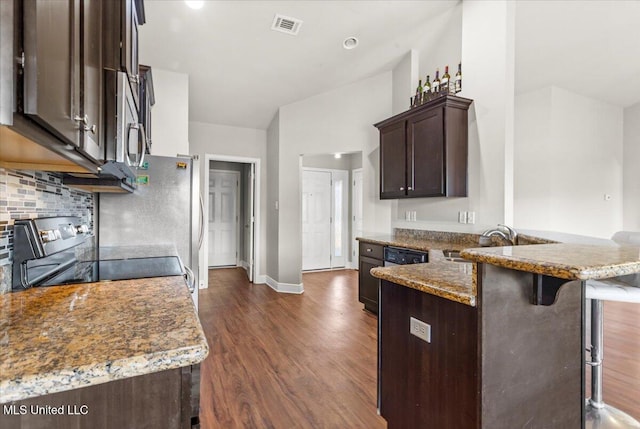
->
[[254, 274, 267, 284], [265, 276, 304, 294]]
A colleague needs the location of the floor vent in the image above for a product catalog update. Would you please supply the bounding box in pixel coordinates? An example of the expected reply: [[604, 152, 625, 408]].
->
[[271, 14, 303, 36]]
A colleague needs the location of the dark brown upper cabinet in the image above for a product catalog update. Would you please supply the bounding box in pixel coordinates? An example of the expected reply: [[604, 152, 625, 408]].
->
[[103, 0, 145, 108], [375, 95, 472, 199], [0, 0, 104, 172]]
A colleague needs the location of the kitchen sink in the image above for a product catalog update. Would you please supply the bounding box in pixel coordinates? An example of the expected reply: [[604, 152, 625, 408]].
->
[[442, 249, 470, 263]]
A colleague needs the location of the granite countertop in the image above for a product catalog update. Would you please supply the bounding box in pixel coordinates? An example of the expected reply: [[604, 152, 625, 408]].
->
[[460, 243, 640, 280], [359, 231, 479, 306], [0, 276, 209, 403], [361, 229, 640, 307], [357, 229, 482, 252], [371, 250, 476, 306]]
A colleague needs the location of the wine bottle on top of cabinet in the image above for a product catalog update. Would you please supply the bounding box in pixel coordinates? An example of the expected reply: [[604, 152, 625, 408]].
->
[[455, 63, 462, 93], [423, 75, 431, 102], [432, 69, 440, 94], [441, 65, 450, 93], [415, 79, 423, 105], [424, 75, 431, 93]]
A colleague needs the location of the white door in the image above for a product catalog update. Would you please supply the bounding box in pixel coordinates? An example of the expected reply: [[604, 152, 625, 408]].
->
[[302, 170, 332, 270], [331, 170, 349, 268], [352, 169, 363, 263], [209, 170, 239, 267], [246, 164, 255, 281]]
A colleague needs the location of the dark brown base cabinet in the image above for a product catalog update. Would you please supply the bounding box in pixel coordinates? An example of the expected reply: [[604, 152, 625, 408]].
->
[[379, 280, 478, 428], [358, 242, 384, 314], [379, 263, 585, 428], [0, 365, 200, 429], [375, 95, 473, 199]]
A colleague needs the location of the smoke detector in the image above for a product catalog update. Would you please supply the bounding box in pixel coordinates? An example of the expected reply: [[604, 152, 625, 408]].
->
[[271, 14, 303, 36]]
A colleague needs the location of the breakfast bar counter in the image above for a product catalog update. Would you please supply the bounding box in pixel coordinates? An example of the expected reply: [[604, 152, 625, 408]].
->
[[369, 231, 640, 429]]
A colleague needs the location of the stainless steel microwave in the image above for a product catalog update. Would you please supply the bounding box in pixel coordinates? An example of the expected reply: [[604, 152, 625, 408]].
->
[[102, 70, 147, 180]]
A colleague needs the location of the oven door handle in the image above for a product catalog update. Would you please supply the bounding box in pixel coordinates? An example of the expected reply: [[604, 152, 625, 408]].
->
[[20, 261, 32, 289]]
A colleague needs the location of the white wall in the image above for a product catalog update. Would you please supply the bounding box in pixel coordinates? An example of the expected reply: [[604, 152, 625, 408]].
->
[[150, 69, 189, 156], [273, 72, 393, 285], [623, 102, 640, 231], [189, 121, 267, 286], [266, 112, 280, 281], [394, 0, 516, 232], [514, 87, 623, 238], [392, 50, 419, 116]]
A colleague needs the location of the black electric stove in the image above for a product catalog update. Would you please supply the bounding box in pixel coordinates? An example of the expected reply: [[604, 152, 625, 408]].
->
[[12, 217, 185, 291]]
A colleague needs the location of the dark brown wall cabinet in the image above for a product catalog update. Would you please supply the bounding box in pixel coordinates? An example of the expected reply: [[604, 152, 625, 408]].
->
[[103, 0, 145, 107], [0, 0, 105, 172], [0, 0, 147, 176], [358, 241, 384, 314], [375, 95, 472, 199]]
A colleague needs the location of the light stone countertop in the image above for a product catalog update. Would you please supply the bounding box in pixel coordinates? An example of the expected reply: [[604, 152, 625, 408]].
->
[[0, 276, 209, 403], [460, 243, 640, 280], [371, 249, 476, 306], [361, 230, 640, 307]]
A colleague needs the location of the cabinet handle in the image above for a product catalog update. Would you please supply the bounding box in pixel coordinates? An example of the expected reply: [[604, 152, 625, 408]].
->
[[74, 114, 88, 125], [408, 186, 413, 191], [74, 115, 97, 134], [400, 187, 405, 191], [366, 248, 372, 252]]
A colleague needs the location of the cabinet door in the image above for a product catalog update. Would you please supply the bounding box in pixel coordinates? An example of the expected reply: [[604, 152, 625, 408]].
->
[[379, 121, 407, 199], [23, 0, 80, 147], [123, 0, 140, 106], [80, 0, 104, 162], [407, 107, 445, 197], [359, 256, 383, 314]]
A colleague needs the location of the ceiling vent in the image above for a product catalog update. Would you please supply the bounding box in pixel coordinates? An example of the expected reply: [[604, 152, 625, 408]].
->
[[271, 14, 303, 36]]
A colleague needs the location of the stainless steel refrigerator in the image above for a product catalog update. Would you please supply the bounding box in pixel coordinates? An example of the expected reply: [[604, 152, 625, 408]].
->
[[98, 155, 202, 307]]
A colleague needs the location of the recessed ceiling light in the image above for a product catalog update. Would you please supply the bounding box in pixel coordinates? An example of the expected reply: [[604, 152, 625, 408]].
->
[[185, 0, 204, 10], [334, 153, 342, 159], [343, 37, 359, 50]]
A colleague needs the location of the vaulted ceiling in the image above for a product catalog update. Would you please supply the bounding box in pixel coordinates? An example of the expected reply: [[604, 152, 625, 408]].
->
[[139, 0, 640, 130]]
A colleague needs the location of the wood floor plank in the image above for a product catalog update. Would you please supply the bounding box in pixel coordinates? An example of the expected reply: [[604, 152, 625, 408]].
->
[[198, 268, 385, 429], [198, 268, 640, 427]]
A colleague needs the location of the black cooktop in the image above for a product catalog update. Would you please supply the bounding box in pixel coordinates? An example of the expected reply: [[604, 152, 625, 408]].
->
[[22, 256, 184, 288]]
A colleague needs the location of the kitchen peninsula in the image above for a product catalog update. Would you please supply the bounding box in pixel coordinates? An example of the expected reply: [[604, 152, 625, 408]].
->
[[365, 230, 640, 428], [0, 275, 208, 428]]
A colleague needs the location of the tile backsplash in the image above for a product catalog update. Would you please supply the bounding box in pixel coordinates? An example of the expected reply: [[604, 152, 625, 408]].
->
[[0, 168, 94, 293]]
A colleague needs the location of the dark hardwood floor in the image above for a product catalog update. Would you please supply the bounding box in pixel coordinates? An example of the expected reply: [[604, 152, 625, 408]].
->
[[198, 268, 385, 429], [198, 268, 640, 428], [599, 300, 640, 419]]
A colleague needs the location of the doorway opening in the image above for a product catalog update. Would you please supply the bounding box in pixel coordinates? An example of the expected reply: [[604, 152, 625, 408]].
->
[[203, 155, 261, 286], [301, 152, 363, 272]]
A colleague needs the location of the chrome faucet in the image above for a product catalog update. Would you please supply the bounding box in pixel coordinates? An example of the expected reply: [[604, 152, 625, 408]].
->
[[479, 224, 518, 246]]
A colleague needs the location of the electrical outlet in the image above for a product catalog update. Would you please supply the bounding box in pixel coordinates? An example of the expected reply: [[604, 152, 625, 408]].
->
[[458, 211, 467, 224], [467, 211, 476, 224], [410, 317, 431, 343], [405, 211, 411, 221], [411, 211, 417, 221], [604, 194, 612, 201]]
